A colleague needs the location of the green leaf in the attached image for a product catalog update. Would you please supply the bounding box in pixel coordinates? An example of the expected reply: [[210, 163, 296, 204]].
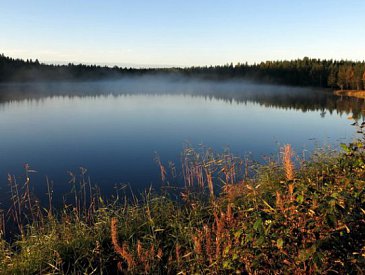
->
[[234, 229, 243, 239], [296, 194, 304, 203], [277, 238, 284, 249], [223, 245, 231, 256], [256, 236, 265, 246], [99, 197, 104, 204], [253, 218, 263, 231], [223, 260, 233, 270], [245, 233, 253, 243], [340, 143, 350, 153]]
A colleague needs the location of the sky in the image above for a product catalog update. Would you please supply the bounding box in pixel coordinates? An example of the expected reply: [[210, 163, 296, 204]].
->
[[1, 0, 364, 67]]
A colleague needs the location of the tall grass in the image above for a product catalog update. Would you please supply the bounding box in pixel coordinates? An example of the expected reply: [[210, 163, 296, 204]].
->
[[0, 136, 364, 273]]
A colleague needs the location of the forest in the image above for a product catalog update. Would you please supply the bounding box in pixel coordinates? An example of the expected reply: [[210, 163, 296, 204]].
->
[[1, 54, 365, 90]]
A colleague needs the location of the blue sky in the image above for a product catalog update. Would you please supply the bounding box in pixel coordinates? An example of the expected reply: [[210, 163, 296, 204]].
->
[[1, 0, 364, 67]]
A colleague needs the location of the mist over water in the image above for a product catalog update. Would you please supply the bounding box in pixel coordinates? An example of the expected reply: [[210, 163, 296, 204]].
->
[[0, 78, 362, 204], [1, 77, 363, 115], [0, 76, 329, 104]]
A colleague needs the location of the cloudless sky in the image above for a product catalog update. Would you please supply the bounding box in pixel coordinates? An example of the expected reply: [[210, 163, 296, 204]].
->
[[1, 0, 364, 67]]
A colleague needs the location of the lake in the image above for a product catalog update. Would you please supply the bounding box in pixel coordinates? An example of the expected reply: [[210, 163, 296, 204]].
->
[[0, 78, 362, 204]]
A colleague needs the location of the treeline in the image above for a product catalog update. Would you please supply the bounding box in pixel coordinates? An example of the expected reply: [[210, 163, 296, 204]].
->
[[0, 54, 153, 82], [181, 58, 365, 90], [1, 54, 365, 89]]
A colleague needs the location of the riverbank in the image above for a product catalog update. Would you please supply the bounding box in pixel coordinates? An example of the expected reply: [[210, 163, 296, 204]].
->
[[0, 141, 364, 273], [334, 89, 365, 99]]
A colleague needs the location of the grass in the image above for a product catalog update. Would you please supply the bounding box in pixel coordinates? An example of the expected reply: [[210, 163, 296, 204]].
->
[[0, 134, 364, 274]]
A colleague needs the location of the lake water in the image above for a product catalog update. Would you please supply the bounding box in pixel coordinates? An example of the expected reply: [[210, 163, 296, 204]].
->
[[0, 79, 363, 203]]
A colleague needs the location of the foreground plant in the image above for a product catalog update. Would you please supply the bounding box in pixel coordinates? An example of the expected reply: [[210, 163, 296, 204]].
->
[[0, 137, 364, 274]]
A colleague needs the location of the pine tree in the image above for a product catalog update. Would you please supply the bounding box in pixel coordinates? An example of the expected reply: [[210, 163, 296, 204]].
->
[[337, 66, 347, 90], [327, 67, 337, 88]]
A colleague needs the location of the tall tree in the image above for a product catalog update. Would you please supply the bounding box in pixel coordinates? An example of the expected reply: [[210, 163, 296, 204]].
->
[[327, 66, 337, 88], [337, 66, 347, 90]]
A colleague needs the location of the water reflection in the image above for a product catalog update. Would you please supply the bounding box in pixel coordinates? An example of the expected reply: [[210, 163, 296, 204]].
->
[[0, 79, 361, 204], [1, 79, 364, 119]]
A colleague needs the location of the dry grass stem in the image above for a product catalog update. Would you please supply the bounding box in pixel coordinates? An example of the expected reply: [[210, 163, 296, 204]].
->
[[111, 217, 135, 270], [282, 144, 295, 181]]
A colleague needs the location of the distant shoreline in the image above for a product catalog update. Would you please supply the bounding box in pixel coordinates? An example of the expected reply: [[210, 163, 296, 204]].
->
[[2, 54, 365, 90], [334, 89, 365, 99]]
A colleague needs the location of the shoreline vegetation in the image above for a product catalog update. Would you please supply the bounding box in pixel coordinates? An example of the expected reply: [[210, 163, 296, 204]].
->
[[334, 89, 365, 99], [0, 135, 364, 273], [1, 54, 365, 91]]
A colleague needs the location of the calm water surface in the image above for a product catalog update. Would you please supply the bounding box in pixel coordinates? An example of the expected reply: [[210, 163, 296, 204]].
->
[[0, 79, 362, 202]]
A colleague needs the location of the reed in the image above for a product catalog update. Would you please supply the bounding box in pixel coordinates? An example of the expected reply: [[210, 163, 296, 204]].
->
[[111, 217, 135, 271], [282, 144, 295, 181]]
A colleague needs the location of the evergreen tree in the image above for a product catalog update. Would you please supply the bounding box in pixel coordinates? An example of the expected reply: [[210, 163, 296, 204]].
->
[[337, 66, 347, 90]]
